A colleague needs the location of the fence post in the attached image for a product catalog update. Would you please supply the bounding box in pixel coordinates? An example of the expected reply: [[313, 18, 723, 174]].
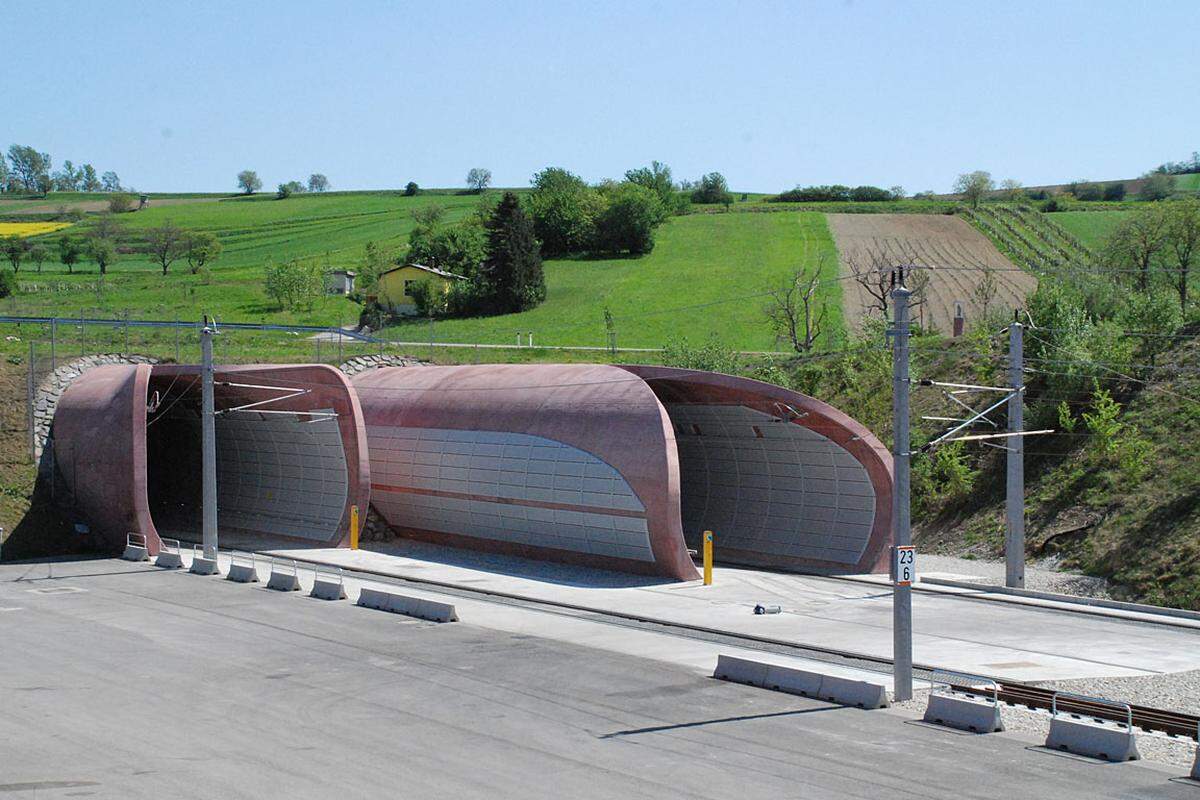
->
[[174, 323, 181, 363], [703, 530, 714, 585]]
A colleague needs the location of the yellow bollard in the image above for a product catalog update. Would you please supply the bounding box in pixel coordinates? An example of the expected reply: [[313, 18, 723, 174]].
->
[[350, 504, 360, 550], [703, 530, 714, 585]]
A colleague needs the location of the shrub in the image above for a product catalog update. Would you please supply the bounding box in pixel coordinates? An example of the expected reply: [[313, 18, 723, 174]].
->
[[593, 183, 665, 255], [1042, 197, 1062, 212], [527, 167, 603, 256], [263, 257, 323, 309], [662, 335, 740, 374], [1139, 172, 1175, 201], [849, 185, 892, 202], [107, 193, 134, 213], [276, 183, 293, 199], [690, 172, 732, 205], [1103, 182, 1127, 201], [773, 185, 852, 203], [1075, 182, 1104, 201], [403, 181, 419, 196], [0, 269, 14, 298], [407, 278, 446, 316]]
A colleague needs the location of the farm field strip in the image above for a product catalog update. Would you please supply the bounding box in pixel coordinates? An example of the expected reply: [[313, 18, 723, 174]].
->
[[825, 213, 1037, 333]]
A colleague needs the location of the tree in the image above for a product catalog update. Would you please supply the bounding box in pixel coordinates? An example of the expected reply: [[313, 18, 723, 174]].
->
[[1108, 204, 1170, 292], [593, 183, 665, 254], [237, 170, 262, 195], [1103, 182, 1127, 201], [80, 164, 100, 191], [101, 171, 121, 192], [108, 192, 134, 213], [28, 243, 48, 273], [765, 261, 828, 353], [1139, 172, 1175, 201], [146, 220, 187, 275], [276, 180, 305, 198], [58, 237, 82, 274], [0, 157, 9, 192], [88, 238, 117, 275], [953, 170, 994, 209], [1167, 198, 1200, 312], [1000, 179, 1024, 200], [527, 167, 603, 256], [889, 185, 907, 200], [264, 257, 323, 309], [408, 219, 486, 276], [466, 168, 492, 193], [625, 161, 685, 213], [90, 213, 124, 244], [483, 191, 545, 313], [53, 160, 81, 191], [6, 145, 51, 192], [185, 231, 223, 274], [403, 181, 420, 196], [3, 235, 30, 272], [691, 172, 732, 205], [307, 173, 329, 192]]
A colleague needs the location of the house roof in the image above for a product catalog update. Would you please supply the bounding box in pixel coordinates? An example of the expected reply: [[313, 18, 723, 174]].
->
[[379, 263, 467, 281], [329, 269, 356, 277]]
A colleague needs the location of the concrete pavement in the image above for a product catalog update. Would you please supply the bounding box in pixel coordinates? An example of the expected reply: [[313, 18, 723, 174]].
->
[[0, 557, 1194, 799]]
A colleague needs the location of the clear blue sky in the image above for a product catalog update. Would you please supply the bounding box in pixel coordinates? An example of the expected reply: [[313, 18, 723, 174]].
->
[[10, 0, 1198, 193]]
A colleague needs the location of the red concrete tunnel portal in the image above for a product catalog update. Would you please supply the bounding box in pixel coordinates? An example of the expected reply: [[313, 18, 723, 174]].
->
[[51, 363, 892, 581]]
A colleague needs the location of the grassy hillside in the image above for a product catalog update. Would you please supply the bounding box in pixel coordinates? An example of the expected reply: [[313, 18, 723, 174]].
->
[[383, 212, 843, 350], [0, 191, 843, 351], [1052, 210, 1134, 250]]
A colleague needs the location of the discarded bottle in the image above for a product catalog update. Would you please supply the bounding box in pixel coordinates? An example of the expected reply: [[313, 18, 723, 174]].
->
[[753, 604, 782, 615]]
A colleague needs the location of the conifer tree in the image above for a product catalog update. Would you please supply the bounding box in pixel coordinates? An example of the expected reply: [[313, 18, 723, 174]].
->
[[484, 191, 545, 313]]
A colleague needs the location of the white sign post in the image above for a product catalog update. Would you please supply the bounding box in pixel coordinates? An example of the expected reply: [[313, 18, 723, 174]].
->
[[894, 545, 916, 587]]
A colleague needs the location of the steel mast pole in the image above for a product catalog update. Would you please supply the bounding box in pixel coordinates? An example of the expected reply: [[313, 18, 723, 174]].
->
[[1006, 320, 1025, 588], [200, 317, 218, 559], [891, 276, 913, 701]]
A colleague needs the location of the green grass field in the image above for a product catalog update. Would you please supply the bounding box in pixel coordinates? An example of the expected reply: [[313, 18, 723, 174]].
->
[[384, 212, 843, 350], [1051, 210, 1134, 250], [1176, 173, 1200, 190], [0, 191, 842, 353]]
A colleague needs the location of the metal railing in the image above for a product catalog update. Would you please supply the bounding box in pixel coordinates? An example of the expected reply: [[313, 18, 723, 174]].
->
[[929, 669, 999, 705], [1051, 690, 1135, 732]]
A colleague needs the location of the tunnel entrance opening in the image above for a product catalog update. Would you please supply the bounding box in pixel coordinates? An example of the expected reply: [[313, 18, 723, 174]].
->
[[632, 373, 884, 575], [144, 373, 351, 545]]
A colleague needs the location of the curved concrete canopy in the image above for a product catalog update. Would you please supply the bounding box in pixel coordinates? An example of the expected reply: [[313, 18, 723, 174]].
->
[[353, 364, 699, 581], [354, 364, 893, 579], [52, 363, 369, 555]]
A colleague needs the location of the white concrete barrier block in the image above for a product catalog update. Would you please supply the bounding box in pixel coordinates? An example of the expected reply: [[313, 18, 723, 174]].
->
[[357, 587, 458, 622], [226, 556, 259, 584], [713, 655, 887, 709], [189, 549, 219, 576], [1046, 716, 1140, 762], [310, 568, 346, 601], [817, 673, 889, 710], [266, 561, 302, 592], [122, 545, 150, 562], [155, 550, 184, 569], [923, 693, 1004, 733]]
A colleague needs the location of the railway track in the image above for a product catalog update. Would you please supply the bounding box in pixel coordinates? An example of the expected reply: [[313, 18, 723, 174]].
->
[[261, 550, 1200, 743], [988, 683, 1200, 741]]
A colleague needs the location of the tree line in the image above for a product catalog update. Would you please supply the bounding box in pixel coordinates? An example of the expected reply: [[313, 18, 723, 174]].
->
[[3, 218, 221, 277], [1, 144, 123, 194]]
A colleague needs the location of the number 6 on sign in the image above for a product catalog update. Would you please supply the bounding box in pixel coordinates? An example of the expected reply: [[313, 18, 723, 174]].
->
[[894, 546, 916, 586]]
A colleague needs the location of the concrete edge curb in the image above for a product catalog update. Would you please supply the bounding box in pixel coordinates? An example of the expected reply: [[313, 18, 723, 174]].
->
[[713, 654, 889, 709], [357, 586, 458, 622]]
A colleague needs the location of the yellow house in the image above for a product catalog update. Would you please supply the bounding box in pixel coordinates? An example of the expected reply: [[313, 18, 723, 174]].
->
[[376, 263, 466, 314]]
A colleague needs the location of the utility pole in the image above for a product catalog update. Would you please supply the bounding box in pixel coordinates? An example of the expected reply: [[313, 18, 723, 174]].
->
[[27, 340, 36, 463], [1006, 320, 1025, 588], [200, 317, 218, 560], [890, 273, 913, 702]]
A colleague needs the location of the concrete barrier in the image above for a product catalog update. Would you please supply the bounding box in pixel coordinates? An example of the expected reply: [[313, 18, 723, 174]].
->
[[713, 654, 888, 709], [357, 586, 458, 622], [155, 538, 184, 569], [310, 566, 346, 600], [266, 559, 302, 592], [1045, 692, 1140, 762], [923, 670, 1003, 733], [122, 532, 149, 562], [226, 552, 259, 584], [189, 545, 219, 576]]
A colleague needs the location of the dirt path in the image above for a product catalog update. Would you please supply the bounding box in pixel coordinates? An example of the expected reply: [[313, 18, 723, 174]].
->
[[826, 213, 1037, 334], [2, 196, 226, 215]]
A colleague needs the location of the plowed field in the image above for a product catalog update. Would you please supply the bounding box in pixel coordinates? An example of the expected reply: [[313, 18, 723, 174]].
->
[[826, 213, 1037, 333]]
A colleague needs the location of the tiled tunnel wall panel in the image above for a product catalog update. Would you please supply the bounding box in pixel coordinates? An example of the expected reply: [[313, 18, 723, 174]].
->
[[665, 404, 876, 566], [367, 426, 653, 562], [216, 409, 348, 541]]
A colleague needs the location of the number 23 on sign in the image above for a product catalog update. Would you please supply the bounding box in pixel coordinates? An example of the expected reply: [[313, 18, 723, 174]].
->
[[894, 546, 916, 586]]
